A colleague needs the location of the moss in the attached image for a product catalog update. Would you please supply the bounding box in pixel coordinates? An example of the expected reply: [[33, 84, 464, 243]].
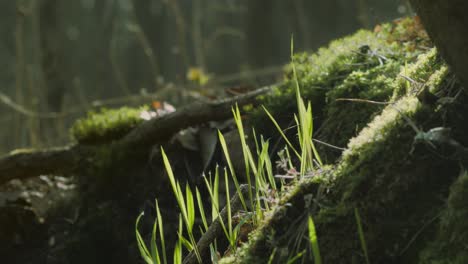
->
[[314, 48, 457, 263], [222, 16, 468, 263], [257, 29, 398, 119], [382, 16, 430, 51], [317, 61, 401, 160], [9, 148, 38, 155], [393, 48, 444, 98], [70, 106, 147, 145], [338, 95, 421, 201], [250, 18, 429, 163], [419, 171, 468, 264]]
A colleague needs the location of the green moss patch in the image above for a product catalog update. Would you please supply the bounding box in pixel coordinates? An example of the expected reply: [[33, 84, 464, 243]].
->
[[70, 106, 147, 144]]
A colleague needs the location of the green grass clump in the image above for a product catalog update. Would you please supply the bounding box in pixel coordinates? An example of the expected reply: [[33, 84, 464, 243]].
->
[[71, 106, 147, 144]]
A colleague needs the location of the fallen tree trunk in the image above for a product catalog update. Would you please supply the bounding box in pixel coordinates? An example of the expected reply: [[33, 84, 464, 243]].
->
[[0, 145, 85, 184], [0, 86, 271, 185]]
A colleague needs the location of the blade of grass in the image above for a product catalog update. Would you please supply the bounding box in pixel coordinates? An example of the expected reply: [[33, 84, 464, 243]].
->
[[186, 184, 195, 232], [290, 37, 323, 173], [155, 200, 167, 264], [202, 172, 229, 240], [135, 212, 154, 264], [174, 217, 183, 264], [232, 105, 257, 213], [218, 131, 247, 211], [355, 208, 370, 264], [161, 148, 201, 262], [224, 168, 235, 247], [263, 106, 301, 160], [308, 216, 322, 264], [286, 250, 305, 264], [150, 212, 161, 264], [196, 187, 208, 231], [267, 247, 278, 264]]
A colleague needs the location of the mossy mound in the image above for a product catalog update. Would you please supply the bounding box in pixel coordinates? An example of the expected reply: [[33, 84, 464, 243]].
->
[[222, 17, 468, 263], [251, 17, 429, 163], [70, 106, 147, 144], [420, 170, 468, 264]]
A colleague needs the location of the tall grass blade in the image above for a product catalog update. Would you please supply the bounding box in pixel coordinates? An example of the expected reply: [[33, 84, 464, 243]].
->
[[308, 216, 322, 264], [232, 105, 256, 213], [150, 212, 161, 264], [135, 212, 154, 264], [224, 168, 235, 247], [155, 200, 167, 264], [174, 217, 183, 264], [161, 147, 200, 262], [267, 248, 277, 264], [355, 208, 370, 264], [262, 106, 301, 160], [286, 250, 305, 264], [218, 131, 247, 211], [195, 187, 208, 231], [202, 172, 229, 239], [186, 184, 195, 232]]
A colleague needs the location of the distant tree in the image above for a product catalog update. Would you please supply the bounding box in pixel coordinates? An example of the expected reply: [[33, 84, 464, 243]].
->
[[39, 0, 66, 112]]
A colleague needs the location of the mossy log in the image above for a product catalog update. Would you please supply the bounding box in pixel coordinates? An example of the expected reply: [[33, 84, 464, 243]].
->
[[0, 86, 270, 185], [220, 18, 468, 264]]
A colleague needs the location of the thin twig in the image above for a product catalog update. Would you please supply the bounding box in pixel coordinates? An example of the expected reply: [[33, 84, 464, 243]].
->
[[0, 90, 160, 119], [312, 138, 346, 151], [0, 92, 64, 119], [335, 98, 390, 105], [335, 97, 422, 134]]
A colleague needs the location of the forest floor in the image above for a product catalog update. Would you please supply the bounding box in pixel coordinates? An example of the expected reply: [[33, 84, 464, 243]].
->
[[1, 16, 467, 264]]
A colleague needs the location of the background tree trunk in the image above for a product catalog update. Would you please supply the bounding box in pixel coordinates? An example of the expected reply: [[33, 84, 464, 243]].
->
[[39, 0, 66, 112], [410, 0, 468, 87]]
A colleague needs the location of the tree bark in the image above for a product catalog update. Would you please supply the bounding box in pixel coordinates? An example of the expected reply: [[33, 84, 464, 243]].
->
[[409, 0, 468, 88]]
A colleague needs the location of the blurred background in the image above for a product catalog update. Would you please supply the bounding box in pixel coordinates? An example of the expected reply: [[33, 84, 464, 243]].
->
[[0, 0, 411, 154]]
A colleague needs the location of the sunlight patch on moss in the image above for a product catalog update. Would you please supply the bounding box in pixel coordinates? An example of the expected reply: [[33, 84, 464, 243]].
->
[[394, 48, 442, 97], [343, 96, 419, 158]]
